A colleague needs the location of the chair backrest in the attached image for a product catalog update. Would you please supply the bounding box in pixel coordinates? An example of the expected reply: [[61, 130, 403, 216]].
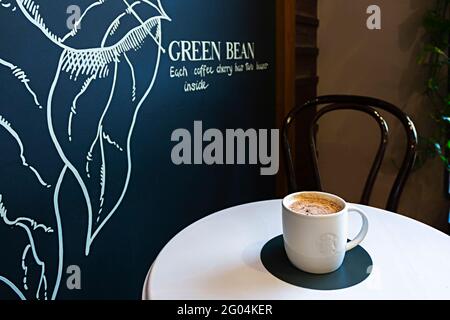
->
[[281, 95, 418, 212]]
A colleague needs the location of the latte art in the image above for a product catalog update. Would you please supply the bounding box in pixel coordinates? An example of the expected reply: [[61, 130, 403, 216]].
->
[[288, 195, 343, 216]]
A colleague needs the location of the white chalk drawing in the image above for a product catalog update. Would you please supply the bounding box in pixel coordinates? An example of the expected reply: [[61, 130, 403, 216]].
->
[[67, 75, 96, 142], [0, 116, 51, 188], [0, 0, 17, 12], [0, 194, 53, 300], [0, 0, 170, 299], [0, 58, 42, 109]]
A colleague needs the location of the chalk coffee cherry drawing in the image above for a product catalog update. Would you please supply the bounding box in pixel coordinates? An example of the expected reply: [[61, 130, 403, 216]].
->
[[0, 0, 170, 299]]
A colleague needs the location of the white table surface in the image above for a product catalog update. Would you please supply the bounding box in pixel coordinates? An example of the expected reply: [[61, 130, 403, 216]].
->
[[144, 200, 450, 300]]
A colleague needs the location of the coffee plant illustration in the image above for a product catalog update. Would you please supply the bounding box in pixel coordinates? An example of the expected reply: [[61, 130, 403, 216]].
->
[[0, 0, 170, 299]]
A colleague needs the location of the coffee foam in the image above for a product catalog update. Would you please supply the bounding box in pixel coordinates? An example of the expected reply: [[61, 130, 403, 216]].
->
[[288, 194, 343, 216]]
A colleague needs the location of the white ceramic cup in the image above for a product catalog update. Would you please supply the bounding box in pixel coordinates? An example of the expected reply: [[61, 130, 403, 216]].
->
[[282, 191, 369, 274]]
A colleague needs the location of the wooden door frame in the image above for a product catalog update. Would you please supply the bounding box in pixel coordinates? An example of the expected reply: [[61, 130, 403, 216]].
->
[[276, 0, 296, 196]]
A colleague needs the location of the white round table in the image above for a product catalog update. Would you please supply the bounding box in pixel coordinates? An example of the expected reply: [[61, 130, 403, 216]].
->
[[144, 200, 450, 300]]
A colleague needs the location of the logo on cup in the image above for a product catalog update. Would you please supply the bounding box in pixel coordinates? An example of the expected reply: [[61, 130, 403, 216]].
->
[[318, 233, 338, 255]]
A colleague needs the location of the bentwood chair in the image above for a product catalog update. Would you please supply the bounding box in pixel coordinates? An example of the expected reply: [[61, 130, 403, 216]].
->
[[281, 95, 418, 212]]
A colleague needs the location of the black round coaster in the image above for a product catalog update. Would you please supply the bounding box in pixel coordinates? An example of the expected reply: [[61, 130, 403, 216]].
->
[[261, 235, 373, 290]]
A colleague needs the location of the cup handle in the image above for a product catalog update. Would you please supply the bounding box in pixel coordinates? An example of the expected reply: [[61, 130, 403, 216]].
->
[[346, 206, 369, 251]]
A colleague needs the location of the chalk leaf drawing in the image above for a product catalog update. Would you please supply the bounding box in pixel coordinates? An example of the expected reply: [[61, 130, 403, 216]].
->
[[0, 0, 170, 299]]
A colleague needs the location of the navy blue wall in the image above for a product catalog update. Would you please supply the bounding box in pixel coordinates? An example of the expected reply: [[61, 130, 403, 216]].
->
[[0, 0, 275, 299]]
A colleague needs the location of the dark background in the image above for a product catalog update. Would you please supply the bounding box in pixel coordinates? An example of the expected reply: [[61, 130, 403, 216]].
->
[[0, 0, 276, 299]]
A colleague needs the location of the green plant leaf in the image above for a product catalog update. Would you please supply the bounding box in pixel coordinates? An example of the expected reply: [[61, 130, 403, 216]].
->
[[433, 46, 447, 56], [427, 78, 440, 91], [435, 142, 443, 154], [418, 2, 450, 169]]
